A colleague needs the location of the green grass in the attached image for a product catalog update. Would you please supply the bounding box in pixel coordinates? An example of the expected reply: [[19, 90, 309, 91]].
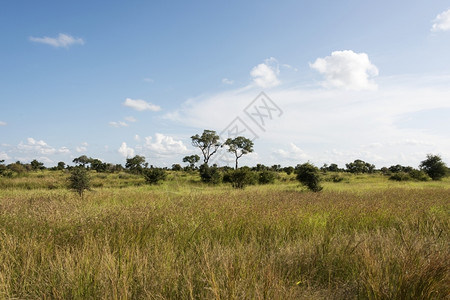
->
[[0, 171, 449, 299]]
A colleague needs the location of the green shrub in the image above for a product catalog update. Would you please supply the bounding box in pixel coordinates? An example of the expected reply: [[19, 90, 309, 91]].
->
[[389, 172, 411, 181], [199, 164, 222, 184], [258, 170, 276, 184], [296, 163, 323, 192], [408, 169, 429, 181], [226, 168, 257, 189], [68, 167, 91, 198], [143, 168, 167, 185]]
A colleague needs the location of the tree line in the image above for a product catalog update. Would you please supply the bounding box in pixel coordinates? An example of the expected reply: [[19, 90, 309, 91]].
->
[[1, 130, 449, 195]]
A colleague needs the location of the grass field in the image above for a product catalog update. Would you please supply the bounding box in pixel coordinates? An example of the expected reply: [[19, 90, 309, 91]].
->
[[0, 171, 449, 299]]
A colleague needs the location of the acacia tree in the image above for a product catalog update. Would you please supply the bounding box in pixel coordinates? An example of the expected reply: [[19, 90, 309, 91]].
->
[[182, 154, 200, 169], [125, 155, 146, 174], [224, 136, 254, 169], [191, 130, 221, 164]]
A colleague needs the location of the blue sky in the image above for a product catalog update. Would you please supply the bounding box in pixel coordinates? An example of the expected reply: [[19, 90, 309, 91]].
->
[[1, 1, 450, 168]]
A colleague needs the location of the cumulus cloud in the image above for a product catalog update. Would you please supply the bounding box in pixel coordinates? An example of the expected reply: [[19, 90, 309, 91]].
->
[[250, 57, 281, 88], [143, 133, 188, 156], [123, 98, 161, 112], [310, 50, 379, 90], [0, 121, 6, 126], [118, 142, 135, 158], [222, 78, 234, 85], [76, 147, 87, 153], [431, 9, 450, 32], [109, 121, 128, 128], [29, 33, 85, 48]]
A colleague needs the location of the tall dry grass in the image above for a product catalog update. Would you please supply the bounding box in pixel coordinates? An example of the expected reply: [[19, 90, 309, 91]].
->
[[0, 177, 448, 299]]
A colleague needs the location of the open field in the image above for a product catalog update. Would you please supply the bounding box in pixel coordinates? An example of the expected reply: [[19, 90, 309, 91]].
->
[[0, 171, 449, 299]]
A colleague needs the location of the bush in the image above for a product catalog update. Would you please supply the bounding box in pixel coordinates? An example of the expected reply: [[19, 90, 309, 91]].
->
[[408, 169, 429, 181], [143, 168, 167, 185], [226, 168, 257, 189], [68, 167, 91, 198], [389, 172, 411, 181], [258, 170, 276, 184], [296, 163, 323, 192], [199, 164, 222, 184]]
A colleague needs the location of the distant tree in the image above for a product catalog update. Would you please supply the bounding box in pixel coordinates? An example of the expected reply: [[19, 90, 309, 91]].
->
[[90, 158, 107, 173], [0, 160, 6, 175], [253, 164, 269, 172], [69, 166, 90, 198], [191, 130, 221, 164], [125, 155, 146, 174], [283, 166, 294, 175], [56, 161, 66, 170], [171, 164, 182, 171], [223, 136, 254, 169], [73, 155, 90, 167], [7, 162, 27, 174], [296, 162, 323, 192], [419, 154, 448, 180], [182, 154, 200, 169], [345, 159, 375, 174], [270, 164, 281, 172], [143, 168, 167, 185], [30, 159, 45, 171]]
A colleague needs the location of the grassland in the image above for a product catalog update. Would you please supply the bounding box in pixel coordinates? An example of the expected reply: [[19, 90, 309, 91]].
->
[[0, 171, 449, 299]]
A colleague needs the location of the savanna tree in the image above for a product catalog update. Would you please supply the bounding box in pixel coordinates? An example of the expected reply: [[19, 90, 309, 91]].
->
[[191, 130, 221, 164], [223, 136, 254, 169], [419, 154, 448, 180], [183, 154, 200, 169]]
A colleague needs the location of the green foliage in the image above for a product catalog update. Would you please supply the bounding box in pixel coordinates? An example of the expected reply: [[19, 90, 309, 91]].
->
[[419, 154, 448, 180], [346, 159, 375, 174], [68, 167, 90, 198], [408, 169, 429, 181], [30, 159, 45, 171], [171, 164, 182, 171], [182, 154, 200, 169], [125, 155, 146, 174], [191, 130, 220, 164], [199, 163, 222, 184], [296, 162, 323, 192], [225, 167, 257, 189], [258, 170, 276, 184], [283, 166, 294, 175], [143, 168, 167, 185], [223, 136, 254, 169], [389, 172, 411, 181]]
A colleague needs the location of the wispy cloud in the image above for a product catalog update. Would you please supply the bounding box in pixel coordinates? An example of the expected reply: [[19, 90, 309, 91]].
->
[[125, 116, 137, 122], [0, 121, 6, 126], [222, 78, 234, 85], [123, 98, 161, 111], [431, 9, 450, 32], [143, 78, 154, 83], [29, 33, 85, 48], [310, 50, 379, 91], [109, 121, 129, 128]]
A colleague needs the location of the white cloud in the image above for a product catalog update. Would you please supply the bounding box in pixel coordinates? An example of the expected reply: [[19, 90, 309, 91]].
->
[[29, 33, 85, 48], [125, 116, 137, 122], [0, 121, 6, 126], [17, 138, 57, 155], [431, 9, 450, 32], [123, 98, 161, 112], [134, 135, 141, 141], [143, 78, 154, 83], [0, 152, 9, 160], [109, 121, 129, 128], [310, 50, 379, 90], [118, 142, 135, 158], [250, 57, 281, 88], [165, 74, 450, 167], [143, 133, 188, 157], [273, 143, 309, 162], [81, 142, 88, 147], [76, 147, 87, 153], [222, 78, 234, 85], [58, 147, 71, 154]]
